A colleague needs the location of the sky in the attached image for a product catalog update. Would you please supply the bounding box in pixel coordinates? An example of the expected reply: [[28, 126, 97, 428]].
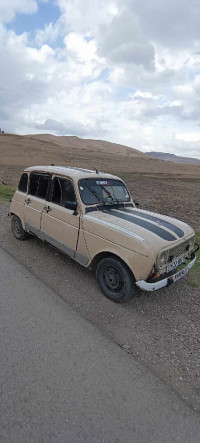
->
[[1, 0, 200, 158]]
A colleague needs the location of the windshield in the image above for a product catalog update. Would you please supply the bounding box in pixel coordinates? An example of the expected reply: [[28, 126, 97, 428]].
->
[[79, 178, 131, 205]]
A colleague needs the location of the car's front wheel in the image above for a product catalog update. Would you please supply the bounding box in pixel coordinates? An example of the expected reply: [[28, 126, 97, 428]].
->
[[12, 215, 28, 240], [96, 257, 135, 302]]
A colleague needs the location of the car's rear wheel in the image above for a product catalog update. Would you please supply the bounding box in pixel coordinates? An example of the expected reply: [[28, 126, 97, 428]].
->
[[96, 257, 135, 302], [12, 215, 28, 240]]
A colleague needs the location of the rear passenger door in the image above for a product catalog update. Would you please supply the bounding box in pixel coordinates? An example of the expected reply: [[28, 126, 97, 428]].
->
[[41, 176, 79, 257], [24, 173, 51, 238]]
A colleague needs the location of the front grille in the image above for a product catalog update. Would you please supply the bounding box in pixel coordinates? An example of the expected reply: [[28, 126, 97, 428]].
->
[[168, 237, 195, 260]]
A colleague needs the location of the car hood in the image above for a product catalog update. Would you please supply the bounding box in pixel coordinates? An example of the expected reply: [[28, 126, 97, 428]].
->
[[83, 206, 195, 255]]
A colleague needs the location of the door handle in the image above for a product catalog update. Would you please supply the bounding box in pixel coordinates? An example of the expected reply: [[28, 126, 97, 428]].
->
[[44, 205, 51, 213], [25, 198, 31, 204]]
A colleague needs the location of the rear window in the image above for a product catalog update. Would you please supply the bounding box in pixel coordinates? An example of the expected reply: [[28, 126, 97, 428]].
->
[[18, 173, 28, 193], [29, 173, 51, 199]]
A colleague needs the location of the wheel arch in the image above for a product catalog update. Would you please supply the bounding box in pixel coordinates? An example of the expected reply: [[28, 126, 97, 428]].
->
[[90, 251, 136, 281]]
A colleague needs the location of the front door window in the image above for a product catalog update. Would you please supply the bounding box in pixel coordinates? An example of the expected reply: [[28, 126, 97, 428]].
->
[[51, 177, 76, 207]]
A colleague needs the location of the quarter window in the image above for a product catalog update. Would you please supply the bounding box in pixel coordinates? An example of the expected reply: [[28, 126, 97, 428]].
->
[[51, 177, 76, 207], [29, 173, 51, 199], [18, 173, 28, 193]]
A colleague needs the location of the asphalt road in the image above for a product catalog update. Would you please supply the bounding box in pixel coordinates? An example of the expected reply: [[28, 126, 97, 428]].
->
[[1, 247, 200, 442]]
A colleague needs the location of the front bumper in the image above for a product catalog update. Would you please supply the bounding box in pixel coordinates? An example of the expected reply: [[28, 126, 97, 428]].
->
[[136, 256, 196, 292]]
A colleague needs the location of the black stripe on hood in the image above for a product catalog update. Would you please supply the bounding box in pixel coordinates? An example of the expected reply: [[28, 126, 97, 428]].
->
[[122, 209, 184, 238], [104, 210, 177, 241]]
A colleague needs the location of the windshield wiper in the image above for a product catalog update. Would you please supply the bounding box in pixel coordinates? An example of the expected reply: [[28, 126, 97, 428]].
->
[[99, 184, 119, 204], [84, 183, 105, 204], [84, 183, 120, 208]]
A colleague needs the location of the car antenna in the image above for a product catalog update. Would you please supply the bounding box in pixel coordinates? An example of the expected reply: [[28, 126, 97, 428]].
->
[[85, 160, 99, 174]]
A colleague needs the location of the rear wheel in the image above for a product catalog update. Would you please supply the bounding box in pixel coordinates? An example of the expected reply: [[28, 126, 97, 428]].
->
[[96, 257, 135, 302], [12, 215, 28, 240]]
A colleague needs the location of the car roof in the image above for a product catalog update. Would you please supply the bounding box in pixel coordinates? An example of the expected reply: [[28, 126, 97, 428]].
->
[[24, 165, 120, 181]]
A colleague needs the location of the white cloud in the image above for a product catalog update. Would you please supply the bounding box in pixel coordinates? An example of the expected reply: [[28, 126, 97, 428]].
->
[[108, 4, 118, 16], [56, 0, 116, 34], [35, 22, 60, 45], [1, 0, 200, 158], [64, 33, 99, 63], [98, 10, 155, 70], [175, 132, 200, 142], [127, 0, 200, 49], [0, 0, 38, 23], [27, 44, 55, 63]]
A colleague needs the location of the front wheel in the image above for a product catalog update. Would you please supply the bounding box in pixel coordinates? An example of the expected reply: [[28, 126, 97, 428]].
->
[[96, 257, 135, 302], [12, 215, 28, 240]]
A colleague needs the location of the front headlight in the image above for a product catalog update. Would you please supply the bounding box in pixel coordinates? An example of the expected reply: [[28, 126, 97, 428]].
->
[[158, 251, 168, 268]]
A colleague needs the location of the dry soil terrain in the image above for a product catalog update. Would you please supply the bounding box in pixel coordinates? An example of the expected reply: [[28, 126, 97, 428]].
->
[[0, 132, 200, 229], [0, 132, 200, 412]]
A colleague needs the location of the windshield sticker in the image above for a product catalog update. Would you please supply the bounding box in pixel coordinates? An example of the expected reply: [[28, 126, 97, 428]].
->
[[80, 186, 84, 190], [96, 180, 111, 185]]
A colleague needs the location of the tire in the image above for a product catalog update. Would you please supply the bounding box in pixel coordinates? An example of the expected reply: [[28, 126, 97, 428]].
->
[[12, 215, 28, 240], [96, 257, 135, 302]]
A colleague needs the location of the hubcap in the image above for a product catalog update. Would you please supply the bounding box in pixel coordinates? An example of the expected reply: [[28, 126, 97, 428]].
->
[[104, 266, 123, 293]]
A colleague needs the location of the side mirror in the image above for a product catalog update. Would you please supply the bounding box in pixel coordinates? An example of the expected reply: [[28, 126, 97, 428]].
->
[[135, 202, 140, 207], [65, 201, 77, 212]]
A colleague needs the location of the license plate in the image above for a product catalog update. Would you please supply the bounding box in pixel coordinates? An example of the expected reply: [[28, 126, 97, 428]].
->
[[167, 256, 185, 272], [172, 267, 189, 282]]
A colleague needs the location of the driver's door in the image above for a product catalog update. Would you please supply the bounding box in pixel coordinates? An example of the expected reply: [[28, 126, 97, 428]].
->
[[41, 176, 79, 257]]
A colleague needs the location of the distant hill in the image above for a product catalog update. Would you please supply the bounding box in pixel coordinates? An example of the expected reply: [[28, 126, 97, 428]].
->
[[146, 151, 200, 165], [0, 133, 200, 185], [28, 134, 148, 158]]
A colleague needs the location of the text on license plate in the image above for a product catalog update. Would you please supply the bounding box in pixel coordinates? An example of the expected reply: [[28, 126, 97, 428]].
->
[[167, 256, 185, 272], [172, 267, 189, 282]]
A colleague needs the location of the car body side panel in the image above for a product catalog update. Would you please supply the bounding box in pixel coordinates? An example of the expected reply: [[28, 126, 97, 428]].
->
[[75, 229, 90, 266], [82, 230, 154, 281], [10, 191, 26, 228], [81, 215, 151, 257], [24, 196, 46, 236], [41, 203, 80, 257]]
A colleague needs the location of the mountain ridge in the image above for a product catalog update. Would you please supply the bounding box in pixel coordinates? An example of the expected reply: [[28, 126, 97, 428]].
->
[[146, 151, 200, 165]]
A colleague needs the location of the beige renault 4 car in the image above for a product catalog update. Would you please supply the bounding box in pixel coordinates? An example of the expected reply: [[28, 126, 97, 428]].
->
[[9, 166, 199, 302]]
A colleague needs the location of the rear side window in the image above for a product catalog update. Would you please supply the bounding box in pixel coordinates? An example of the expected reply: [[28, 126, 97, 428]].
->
[[51, 177, 76, 206], [29, 173, 51, 199], [37, 175, 50, 199], [18, 173, 28, 193], [29, 174, 39, 196]]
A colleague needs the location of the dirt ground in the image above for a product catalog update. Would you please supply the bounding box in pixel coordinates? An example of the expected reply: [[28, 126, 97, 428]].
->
[[125, 175, 200, 231], [0, 203, 200, 413], [0, 133, 200, 412]]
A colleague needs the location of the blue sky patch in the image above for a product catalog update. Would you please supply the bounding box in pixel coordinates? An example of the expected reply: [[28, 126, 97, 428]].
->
[[96, 68, 110, 83], [113, 87, 134, 100], [6, 0, 60, 36]]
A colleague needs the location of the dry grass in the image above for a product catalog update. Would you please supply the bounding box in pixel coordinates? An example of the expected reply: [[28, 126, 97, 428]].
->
[[0, 184, 15, 202]]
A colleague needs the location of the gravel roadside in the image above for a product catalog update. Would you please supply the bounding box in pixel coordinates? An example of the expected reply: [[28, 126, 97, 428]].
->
[[1, 203, 200, 412]]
